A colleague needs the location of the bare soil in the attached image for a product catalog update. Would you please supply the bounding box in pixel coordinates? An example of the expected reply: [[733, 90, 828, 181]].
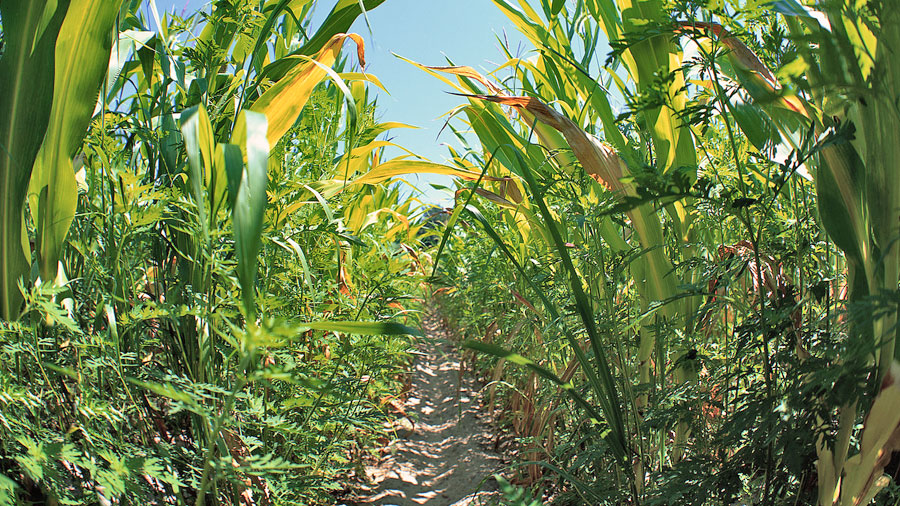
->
[[347, 311, 504, 505]]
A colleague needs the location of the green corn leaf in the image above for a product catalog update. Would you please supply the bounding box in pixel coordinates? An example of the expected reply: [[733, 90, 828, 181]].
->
[[295, 0, 386, 58], [730, 102, 780, 151], [230, 111, 270, 319], [219, 144, 245, 210], [30, 0, 126, 284], [248, 0, 312, 75], [97, 29, 155, 109], [550, 0, 566, 16], [0, 0, 61, 319], [514, 150, 629, 465], [179, 105, 215, 241], [286, 238, 314, 287], [815, 129, 868, 267]]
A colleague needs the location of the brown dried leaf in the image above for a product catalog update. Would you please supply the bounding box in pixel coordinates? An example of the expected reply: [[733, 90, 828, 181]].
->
[[456, 187, 518, 209], [675, 21, 811, 116], [426, 65, 504, 95], [222, 430, 273, 506], [458, 94, 628, 193]]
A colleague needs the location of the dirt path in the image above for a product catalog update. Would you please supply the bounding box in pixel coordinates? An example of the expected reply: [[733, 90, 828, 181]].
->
[[349, 311, 504, 505]]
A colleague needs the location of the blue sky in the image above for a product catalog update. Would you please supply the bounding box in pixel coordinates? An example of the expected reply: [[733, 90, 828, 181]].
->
[[152, 0, 532, 207]]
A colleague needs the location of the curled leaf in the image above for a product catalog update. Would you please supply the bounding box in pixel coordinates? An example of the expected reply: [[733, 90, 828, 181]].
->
[[426, 65, 505, 95], [676, 21, 810, 116], [456, 93, 628, 193], [455, 188, 517, 209]]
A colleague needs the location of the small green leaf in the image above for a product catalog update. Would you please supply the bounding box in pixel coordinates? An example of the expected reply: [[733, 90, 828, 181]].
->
[[550, 0, 565, 16]]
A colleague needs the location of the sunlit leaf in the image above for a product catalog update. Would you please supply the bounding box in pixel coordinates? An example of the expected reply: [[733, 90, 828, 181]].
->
[[230, 111, 270, 318]]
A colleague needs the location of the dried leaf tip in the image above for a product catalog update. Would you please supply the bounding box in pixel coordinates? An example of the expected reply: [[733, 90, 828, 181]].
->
[[339, 33, 366, 69]]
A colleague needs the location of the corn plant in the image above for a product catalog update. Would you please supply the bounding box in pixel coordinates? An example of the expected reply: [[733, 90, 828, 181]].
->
[[0, 0, 450, 503], [423, 0, 900, 503], [0, 0, 124, 319], [414, 0, 712, 496], [677, 0, 900, 502]]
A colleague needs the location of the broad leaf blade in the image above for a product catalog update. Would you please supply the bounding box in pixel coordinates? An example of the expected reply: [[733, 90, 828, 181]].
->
[[231, 111, 270, 319], [294, 0, 385, 57], [0, 0, 62, 318], [30, 0, 126, 283], [250, 33, 365, 146]]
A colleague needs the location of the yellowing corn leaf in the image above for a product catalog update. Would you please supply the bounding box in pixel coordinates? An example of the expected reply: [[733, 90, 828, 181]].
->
[[251, 33, 364, 146], [839, 382, 900, 505], [424, 65, 505, 95], [339, 71, 388, 92], [816, 441, 838, 506], [396, 56, 474, 94], [459, 94, 628, 193], [335, 140, 415, 177], [457, 91, 680, 400], [351, 159, 510, 185]]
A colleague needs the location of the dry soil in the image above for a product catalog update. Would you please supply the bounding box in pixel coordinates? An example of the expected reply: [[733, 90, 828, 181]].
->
[[348, 311, 504, 506]]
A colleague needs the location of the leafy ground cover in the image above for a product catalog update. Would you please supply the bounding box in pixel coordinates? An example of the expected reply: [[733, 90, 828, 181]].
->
[[2, 0, 900, 505]]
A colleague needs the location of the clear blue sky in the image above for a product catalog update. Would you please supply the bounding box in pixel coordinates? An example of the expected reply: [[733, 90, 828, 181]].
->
[[152, 0, 532, 207]]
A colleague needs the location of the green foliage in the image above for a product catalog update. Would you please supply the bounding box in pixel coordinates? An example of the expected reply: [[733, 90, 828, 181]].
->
[[0, 0, 124, 320], [496, 475, 544, 506], [427, 0, 900, 504], [0, 1, 433, 504], [3, 0, 900, 505]]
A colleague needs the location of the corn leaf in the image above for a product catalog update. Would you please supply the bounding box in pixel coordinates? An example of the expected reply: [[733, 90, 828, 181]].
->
[[301, 321, 423, 337], [230, 111, 270, 318], [0, 1, 64, 317], [351, 160, 510, 186], [293, 0, 385, 58], [20, 2, 121, 288], [251, 33, 365, 147], [180, 105, 216, 240]]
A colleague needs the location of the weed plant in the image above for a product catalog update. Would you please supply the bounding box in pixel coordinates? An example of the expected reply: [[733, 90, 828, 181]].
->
[[429, 0, 900, 504], [0, 1, 431, 504]]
